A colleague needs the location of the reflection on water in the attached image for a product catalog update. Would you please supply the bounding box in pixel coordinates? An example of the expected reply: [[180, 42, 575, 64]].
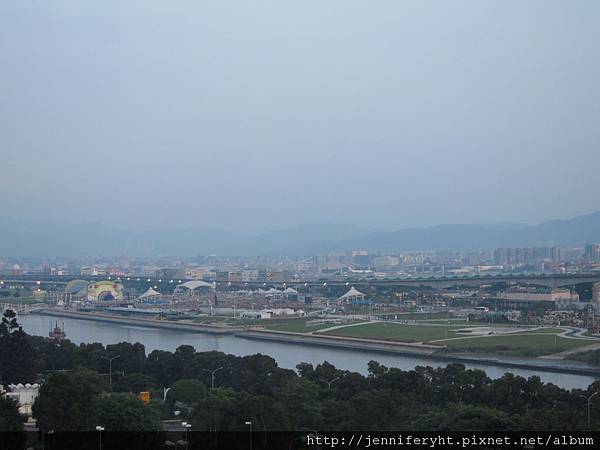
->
[[20, 314, 599, 390]]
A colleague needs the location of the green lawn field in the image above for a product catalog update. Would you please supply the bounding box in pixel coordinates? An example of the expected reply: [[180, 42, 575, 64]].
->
[[318, 322, 588, 357], [260, 319, 334, 333], [320, 322, 462, 342], [193, 316, 333, 333], [437, 334, 590, 357], [0, 297, 43, 305]]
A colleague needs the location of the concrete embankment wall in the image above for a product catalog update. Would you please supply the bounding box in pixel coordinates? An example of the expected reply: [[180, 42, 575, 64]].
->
[[237, 330, 600, 377], [237, 330, 441, 356], [32, 309, 240, 334]]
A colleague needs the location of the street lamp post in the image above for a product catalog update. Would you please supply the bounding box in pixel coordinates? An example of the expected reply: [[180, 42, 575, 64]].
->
[[182, 421, 191, 450], [289, 430, 319, 450], [319, 377, 341, 391], [579, 391, 599, 428], [163, 387, 171, 403], [245, 420, 253, 450], [203, 366, 224, 390], [288, 435, 304, 450], [95, 425, 105, 450], [101, 355, 121, 387], [41, 429, 54, 450]]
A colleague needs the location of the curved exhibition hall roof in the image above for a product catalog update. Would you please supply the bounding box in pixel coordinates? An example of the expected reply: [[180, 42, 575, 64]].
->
[[177, 280, 215, 290], [65, 279, 89, 294]]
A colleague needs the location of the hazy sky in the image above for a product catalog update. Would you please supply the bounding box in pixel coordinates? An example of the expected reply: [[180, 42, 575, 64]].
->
[[1, 1, 599, 232]]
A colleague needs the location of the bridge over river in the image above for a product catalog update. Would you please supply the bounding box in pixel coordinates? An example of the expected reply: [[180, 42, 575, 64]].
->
[[4, 273, 600, 290]]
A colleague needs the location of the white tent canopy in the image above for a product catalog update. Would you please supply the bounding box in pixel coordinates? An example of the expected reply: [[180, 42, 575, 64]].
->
[[138, 288, 162, 299], [259, 288, 282, 295], [338, 287, 365, 301]]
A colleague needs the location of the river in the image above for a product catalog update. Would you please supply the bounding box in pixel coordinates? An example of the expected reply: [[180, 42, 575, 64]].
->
[[20, 314, 599, 390]]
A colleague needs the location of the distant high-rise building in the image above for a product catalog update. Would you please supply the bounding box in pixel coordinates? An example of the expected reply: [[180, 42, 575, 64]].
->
[[593, 282, 600, 305], [550, 247, 565, 262], [584, 244, 600, 263], [493, 248, 504, 265], [373, 256, 400, 271], [585, 244, 594, 261], [215, 271, 229, 282]]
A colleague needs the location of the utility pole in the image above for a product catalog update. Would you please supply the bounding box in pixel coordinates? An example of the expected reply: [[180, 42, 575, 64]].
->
[[203, 366, 224, 390], [319, 376, 341, 390], [579, 391, 599, 428], [95, 426, 105, 450], [163, 387, 171, 403], [181, 421, 191, 450], [102, 355, 121, 387], [245, 420, 253, 450], [42, 430, 54, 450]]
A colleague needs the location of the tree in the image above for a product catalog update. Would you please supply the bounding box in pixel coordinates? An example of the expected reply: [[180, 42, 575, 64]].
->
[[30, 336, 77, 372], [412, 404, 517, 431], [332, 372, 369, 401], [313, 361, 338, 381], [277, 378, 322, 430], [174, 345, 197, 380], [0, 395, 24, 431], [32, 369, 104, 431], [167, 379, 207, 407], [518, 408, 587, 430], [367, 360, 388, 378], [231, 354, 292, 395], [430, 364, 490, 406], [0, 310, 20, 334], [191, 388, 239, 433], [106, 342, 146, 375], [0, 394, 25, 450], [90, 394, 162, 450], [74, 342, 107, 373], [344, 389, 418, 430], [145, 350, 177, 386], [296, 362, 314, 379], [0, 311, 43, 384], [95, 394, 161, 431], [483, 373, 529, 413], [113, 373, 158, 394]]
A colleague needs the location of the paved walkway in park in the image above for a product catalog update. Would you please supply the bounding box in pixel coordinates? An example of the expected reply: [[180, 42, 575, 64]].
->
[[540, 342, 600, 360], [313, 321, 372, 333]]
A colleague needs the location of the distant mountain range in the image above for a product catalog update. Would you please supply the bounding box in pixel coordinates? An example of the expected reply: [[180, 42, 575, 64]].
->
[[1, 212, 600, 257]]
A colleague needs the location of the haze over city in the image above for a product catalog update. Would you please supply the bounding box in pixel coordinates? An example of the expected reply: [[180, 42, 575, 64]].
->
[[5, 1, 600, 445], [2, 1, 600, 232]]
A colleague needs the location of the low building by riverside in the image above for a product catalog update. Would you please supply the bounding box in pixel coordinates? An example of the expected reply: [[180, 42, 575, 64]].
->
[[1, 383, 40, 418], [240, 308, 305, 319], [497, 288, 579, 309]]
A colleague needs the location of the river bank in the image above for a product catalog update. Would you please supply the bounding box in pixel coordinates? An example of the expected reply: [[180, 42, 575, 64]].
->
[[31, 308, 600, 378], [19, 313, 599, 389], [239, 329, 600, 377], [33, 308, 244, 334], [33, 308, 442, 355]]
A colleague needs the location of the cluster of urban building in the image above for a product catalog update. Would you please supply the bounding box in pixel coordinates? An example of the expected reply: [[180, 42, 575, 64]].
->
[[2, 243, 600, 283]]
